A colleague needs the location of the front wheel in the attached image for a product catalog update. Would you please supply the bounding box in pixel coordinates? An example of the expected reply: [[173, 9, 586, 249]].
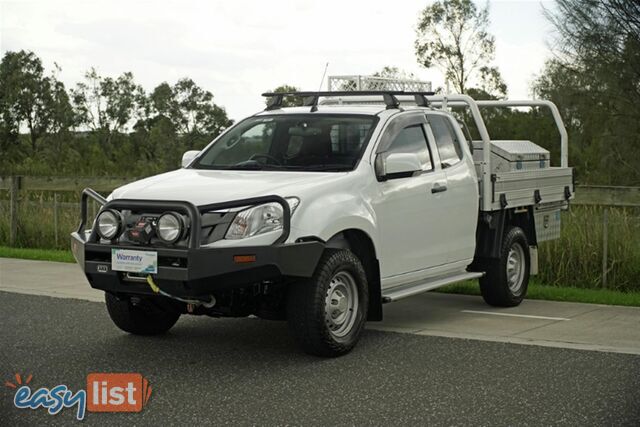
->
[[479, 226, 530, 307], [287, 249, 369, 357], [105, 293, 180, 335]]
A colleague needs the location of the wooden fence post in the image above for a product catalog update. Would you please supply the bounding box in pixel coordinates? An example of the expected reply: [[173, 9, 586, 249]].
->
[[602, 207, 609, 288], [9, 176, 22, 246], [54, 192, 59, 246]]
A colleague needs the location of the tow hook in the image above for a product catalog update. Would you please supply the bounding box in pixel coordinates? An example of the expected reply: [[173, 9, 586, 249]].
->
[[146, 275, 216, 308]]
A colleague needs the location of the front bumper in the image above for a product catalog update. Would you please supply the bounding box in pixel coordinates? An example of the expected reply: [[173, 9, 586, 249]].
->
[[72, 231, 324, 297], [71, 189, 324, 298]]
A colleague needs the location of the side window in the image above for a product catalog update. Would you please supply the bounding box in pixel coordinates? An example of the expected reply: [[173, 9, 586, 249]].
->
[[428, 115, 463, 168], [387, 124, 433, 171]]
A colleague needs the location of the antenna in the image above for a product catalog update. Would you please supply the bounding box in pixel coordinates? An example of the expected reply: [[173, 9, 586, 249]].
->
[[318, 62, 329, 92]]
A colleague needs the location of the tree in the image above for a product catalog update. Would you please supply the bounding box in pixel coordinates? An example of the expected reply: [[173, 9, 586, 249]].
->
[[370, 67, 430, 91], [0, 50, 73, 154], [534, 0, 640, 185], [72, 68, 146, 135], [265, 85, 302, 107], [47, 66, 76, 135], [0, 51, 233, 176], [0, 54, 21, 157], [478, 66, 506, 98], [150, 78, 232, 137], [372, 66, 417, 80], [415, 0, 504, 95]]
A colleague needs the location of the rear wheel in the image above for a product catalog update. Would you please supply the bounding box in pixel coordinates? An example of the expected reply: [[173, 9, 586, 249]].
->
[[287, 249, 368, 357], [479, 226, 530, 307], [105, 293, 180, 335]]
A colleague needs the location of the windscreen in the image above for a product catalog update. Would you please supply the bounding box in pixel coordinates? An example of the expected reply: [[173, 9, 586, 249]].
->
[[192, 114, 377, 172]]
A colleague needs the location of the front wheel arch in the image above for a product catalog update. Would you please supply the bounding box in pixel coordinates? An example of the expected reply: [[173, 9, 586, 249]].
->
[[286, 249, 369, 357], [325, 229, 382, 321]]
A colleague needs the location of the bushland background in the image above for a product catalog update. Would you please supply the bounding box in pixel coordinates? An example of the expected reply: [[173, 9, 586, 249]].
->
[[1, 0, 639, 291]]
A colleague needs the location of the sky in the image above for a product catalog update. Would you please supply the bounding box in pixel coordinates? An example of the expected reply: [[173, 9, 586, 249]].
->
[[0, 0, 557, 121]]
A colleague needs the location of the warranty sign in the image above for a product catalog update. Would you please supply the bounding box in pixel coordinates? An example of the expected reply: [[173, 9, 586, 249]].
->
[[111, 249, 158, 274]]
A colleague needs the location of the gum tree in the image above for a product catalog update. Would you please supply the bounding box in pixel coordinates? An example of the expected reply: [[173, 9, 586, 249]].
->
[[415, 0, 504, 96]]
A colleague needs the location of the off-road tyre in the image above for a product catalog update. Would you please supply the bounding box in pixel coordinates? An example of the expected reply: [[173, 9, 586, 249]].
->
[[479, 226, 530, 307], [105, 293, 180, 335], [287, 249, 369, 357]]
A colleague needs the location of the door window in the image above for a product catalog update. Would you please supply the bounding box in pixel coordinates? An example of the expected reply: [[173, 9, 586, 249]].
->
[[428, 115, 463, 168], [387, 125, 433, 171]]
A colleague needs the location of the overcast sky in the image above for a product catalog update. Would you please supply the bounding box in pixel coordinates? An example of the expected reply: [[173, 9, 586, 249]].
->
[[1, 0, 556, 121]]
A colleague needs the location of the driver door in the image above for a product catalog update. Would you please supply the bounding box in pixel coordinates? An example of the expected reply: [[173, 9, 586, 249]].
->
[[372, 114, 450, 281]]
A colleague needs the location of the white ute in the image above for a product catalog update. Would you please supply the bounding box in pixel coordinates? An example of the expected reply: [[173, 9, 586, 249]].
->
[[71, 85, 573, 357]]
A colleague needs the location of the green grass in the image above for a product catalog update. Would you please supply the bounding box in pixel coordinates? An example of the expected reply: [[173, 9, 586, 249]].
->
[[2, 194, 640, 291], [0, 246, 75, 263], [538, 205, 640, 292], [2, 245, 640, 307], [436, 280, 640, 307]]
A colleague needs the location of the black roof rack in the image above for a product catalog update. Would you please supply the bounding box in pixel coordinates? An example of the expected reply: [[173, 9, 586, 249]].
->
[[261, 90, 436, 111]]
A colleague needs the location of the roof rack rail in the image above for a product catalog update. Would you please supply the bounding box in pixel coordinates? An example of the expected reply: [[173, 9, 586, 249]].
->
[[261, 90, 436, 111]]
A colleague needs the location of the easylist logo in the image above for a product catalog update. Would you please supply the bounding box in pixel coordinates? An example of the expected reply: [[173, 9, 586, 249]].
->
[[87, 373, 152, 413], [7, 372, 152, 420]]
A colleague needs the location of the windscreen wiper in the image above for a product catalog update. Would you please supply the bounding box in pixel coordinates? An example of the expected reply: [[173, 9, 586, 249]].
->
[[222, 161, 265, 170], [299, 164, 353, 172]]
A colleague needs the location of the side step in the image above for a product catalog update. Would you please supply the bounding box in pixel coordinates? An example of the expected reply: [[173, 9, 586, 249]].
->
[[382, 272, 484, 303]]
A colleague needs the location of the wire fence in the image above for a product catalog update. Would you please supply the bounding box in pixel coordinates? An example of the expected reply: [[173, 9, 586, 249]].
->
[[0, 194, 102, 249], [537, 205, 640, 291], [1, 176, 639, 290], [0, 176, 129, 250]]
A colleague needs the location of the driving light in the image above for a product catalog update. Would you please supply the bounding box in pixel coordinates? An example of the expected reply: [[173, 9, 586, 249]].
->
[[96, 209, 123, 240], [225, 197, 299, 240], [157, 212, 185, 243]]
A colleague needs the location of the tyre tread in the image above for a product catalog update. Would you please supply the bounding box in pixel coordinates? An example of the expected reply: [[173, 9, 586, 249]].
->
[[479, 226, 530, 307], [105, 293, 180, 335], [287, 249, 368, 357]]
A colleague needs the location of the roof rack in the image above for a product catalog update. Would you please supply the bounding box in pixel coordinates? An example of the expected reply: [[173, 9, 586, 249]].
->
[[261, 91, 436, 112]]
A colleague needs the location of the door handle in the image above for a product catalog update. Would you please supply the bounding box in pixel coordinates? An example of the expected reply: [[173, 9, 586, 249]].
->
[[431, 183, 448, 194]]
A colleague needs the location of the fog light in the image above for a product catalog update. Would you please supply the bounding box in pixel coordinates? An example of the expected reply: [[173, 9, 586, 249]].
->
[[157, 212, 185, 243], [96, 209, 123, 240]]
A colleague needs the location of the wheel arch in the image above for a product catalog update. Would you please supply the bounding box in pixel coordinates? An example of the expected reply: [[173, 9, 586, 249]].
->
[[472, 207, 537, 266], [326, 229, 382, 321]]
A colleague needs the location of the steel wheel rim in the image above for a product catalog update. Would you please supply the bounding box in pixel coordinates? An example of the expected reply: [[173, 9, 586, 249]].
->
[[324, 271, 358, 338], [506, 242, 526, 293]]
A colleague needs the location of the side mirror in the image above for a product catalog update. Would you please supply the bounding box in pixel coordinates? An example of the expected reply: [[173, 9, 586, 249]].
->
[[181, 150, 200, 168], [375, 152, 422, 180]]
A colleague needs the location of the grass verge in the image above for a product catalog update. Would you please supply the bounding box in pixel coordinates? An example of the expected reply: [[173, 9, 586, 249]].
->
[[436, 280, 640, 307], [1, 248, 639, 308], [0, 246, 75, 263]]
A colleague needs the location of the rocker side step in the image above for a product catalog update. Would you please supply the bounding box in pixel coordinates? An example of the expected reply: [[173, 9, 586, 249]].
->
[[382, 272, 484, 303]]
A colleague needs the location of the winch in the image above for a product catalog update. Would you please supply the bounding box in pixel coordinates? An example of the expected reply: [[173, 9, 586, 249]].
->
[[127, 216, 156, 244]]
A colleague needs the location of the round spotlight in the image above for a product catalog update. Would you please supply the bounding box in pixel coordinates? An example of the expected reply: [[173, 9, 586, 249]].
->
[[156, 212, 185, 243], [96, 209, 123, 240]]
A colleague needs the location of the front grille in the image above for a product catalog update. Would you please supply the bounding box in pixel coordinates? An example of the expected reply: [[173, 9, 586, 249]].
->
[[96, 209, 237, 248], [200, 211, 235, 245]]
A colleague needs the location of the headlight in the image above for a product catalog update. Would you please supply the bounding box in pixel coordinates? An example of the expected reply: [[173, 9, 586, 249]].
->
[[96, 209, 123, 240], [225, 197, 299, 240], [157, 212, 185, 243]]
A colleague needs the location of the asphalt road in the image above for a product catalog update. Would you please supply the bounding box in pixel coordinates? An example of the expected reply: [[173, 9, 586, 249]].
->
[[4, 258, 640, 355], [1, 292, 639, 426]]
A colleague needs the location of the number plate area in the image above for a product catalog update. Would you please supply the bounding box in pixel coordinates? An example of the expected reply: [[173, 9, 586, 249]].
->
[[111, 249, 158, 274]]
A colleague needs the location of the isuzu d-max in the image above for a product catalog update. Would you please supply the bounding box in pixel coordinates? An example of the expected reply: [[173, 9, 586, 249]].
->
[[71, 89, 573, 357]]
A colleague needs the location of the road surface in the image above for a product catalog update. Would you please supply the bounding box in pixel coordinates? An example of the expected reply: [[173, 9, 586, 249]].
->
[[1, 258, 640, 425]]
